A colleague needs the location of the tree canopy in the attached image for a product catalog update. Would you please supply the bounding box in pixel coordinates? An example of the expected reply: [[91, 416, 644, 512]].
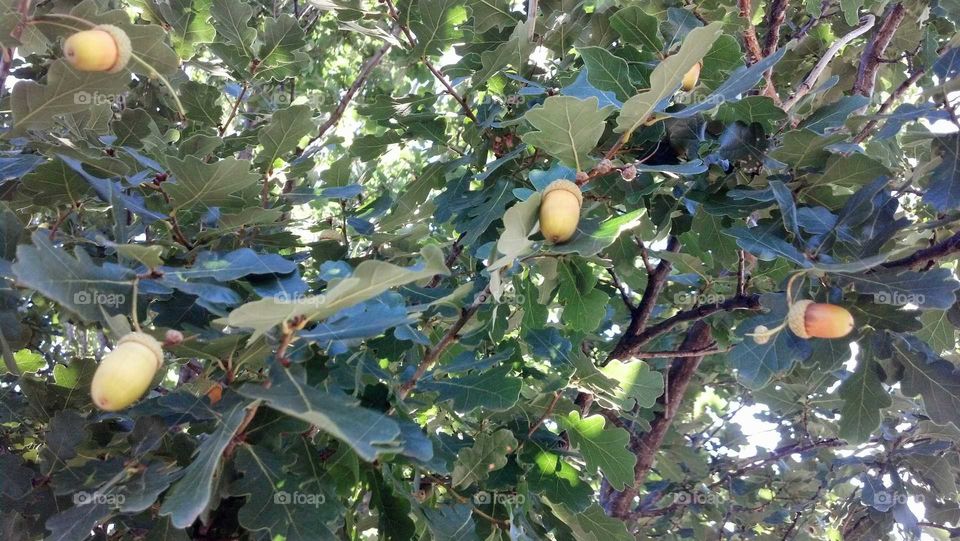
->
[[1, 0, 960, 539]]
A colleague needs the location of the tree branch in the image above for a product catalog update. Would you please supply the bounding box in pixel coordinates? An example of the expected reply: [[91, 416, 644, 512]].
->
[[398, 287, 488, 399], [853, 3, 905, 98], [783, 15, 876, 111], [737, 0, 764, 65], [762, 0, 789, 57], [298, 37, 395, 160], [881, 230, 960, 269], [605, 321, 715, 518], [607, 237, 680, 360]]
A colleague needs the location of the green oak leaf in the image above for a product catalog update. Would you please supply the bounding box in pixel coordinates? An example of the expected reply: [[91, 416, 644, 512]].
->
[[417, 365, 522, 412], [838, 357, 891, 444], [609, 5, 662, 53], [256, 105, 315, 170], [164, 156, 261, 213], [616, 23, 722, 137], [452, 429, 518, 487], [559, 411, 636, 491], [226, 245, 447, 340], [238, 363, 402, 461], [521, 96, 612, 171], [159, 397, 254, 528]]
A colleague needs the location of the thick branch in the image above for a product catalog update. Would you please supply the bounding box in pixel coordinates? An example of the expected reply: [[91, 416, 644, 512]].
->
[[607, 237, 680, 360], [762, 0, 789, 57], [853, 3, 906, 97], [881, 230, 960, 269], [853, 57, 935, 143], [738, 0, 764, 65], [605, 321, 714, 518]]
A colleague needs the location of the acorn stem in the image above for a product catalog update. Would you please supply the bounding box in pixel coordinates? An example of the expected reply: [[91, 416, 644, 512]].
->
[[129, 52, 187, 118], [33, 13, 97, 28], [131, 278, 142, 333]]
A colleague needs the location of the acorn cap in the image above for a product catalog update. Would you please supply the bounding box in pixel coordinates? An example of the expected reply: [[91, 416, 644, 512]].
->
[[787, 299, 813, 339], [117, 331, 164, 369], [96, 24, 132, 74], [543, 179, 583, 207]]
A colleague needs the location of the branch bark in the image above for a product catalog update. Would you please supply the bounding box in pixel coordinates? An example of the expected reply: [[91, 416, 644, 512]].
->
[[881, 230, 960, 269], [604, 321, 715, 518], [853, 3, 906, 97], [738, 0, 764, 65], [762, 0, 789, 57]]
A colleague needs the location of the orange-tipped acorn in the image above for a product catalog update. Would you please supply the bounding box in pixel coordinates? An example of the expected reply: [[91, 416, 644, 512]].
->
[[539, 180, 582, 244], [63, 25, 131, 73], [787, 300, 854, 339], [90, 332, 164, 411]]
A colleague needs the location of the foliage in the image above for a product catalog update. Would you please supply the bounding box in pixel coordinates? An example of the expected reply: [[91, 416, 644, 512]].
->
[[1, 0, 960, 539]]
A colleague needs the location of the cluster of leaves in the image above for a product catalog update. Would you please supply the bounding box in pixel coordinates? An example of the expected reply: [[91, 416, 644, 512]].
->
[[1, 0, 960, 539]]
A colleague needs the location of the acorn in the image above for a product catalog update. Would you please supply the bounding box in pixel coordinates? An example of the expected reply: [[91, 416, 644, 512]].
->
[[681, 61, 702, 92], [90, 332, 164, 411], [787, 300, 854, 339], [63, 24, 132, 73], [539, 180, 582, 244]]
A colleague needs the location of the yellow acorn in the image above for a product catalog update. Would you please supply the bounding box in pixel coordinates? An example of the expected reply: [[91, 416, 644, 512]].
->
[[90, 332, 164, 411], [787, 300, 854, 339], [681, 61, 702, 92], [539, 179, 582, 244], [63, 24, 132, 73]]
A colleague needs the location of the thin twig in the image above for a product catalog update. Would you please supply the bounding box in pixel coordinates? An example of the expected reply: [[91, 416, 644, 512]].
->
[[527, 391, 562, 438], [398, 287, 489, 399], [299, 36, 396, 160]]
